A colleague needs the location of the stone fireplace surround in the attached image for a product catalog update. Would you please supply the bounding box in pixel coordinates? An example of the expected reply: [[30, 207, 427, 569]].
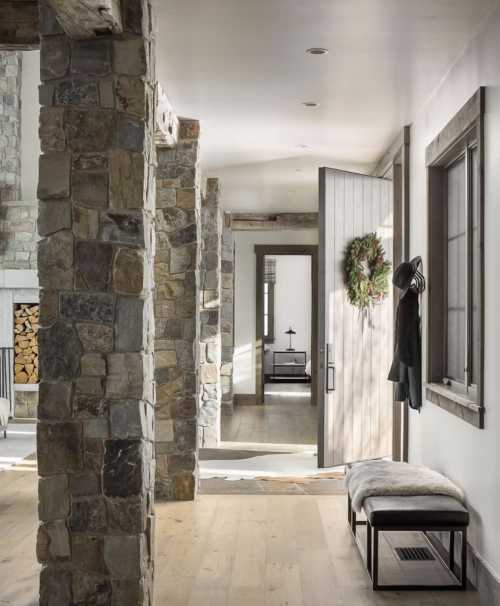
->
[[0, 268, 39, 417]]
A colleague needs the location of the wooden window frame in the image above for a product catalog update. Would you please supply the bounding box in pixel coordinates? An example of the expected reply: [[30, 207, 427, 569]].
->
[[263, 280, 275, 344], [426, 87, 485, 429]]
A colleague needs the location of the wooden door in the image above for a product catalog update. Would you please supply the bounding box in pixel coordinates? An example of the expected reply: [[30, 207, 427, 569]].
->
[[318, 168, 394, 467]]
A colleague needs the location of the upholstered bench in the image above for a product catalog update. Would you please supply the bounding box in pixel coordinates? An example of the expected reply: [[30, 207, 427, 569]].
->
[[346, 461, 470, 591]]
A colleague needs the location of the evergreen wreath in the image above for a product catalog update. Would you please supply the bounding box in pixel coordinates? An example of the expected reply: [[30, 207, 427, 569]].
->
[[344, 232, 391, 310]]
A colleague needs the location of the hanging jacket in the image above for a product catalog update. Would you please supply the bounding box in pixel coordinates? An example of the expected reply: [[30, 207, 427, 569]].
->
[[388, 290, 422, 410]]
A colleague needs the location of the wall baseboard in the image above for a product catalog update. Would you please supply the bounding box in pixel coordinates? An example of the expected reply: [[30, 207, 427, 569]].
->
[[234, 394, 258, 406], [428, 532, 500, 604]]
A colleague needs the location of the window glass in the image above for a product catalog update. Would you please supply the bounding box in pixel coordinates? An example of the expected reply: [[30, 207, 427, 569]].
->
[[446, 156, 466, 383], [471, 146, 480, 386]]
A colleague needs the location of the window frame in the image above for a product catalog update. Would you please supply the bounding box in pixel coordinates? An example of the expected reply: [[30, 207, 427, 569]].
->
[[263, 279, 275, 344], [426, 87, 485, 429]]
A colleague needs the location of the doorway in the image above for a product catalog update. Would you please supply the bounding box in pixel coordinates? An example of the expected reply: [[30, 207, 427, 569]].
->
[[255, 245, 319, 408], [212, 244, 322, 483], [221, 245, 319, 448]]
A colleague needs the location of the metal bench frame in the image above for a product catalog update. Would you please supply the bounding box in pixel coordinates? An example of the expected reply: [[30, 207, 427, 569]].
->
[[348, 494, 468, 591]]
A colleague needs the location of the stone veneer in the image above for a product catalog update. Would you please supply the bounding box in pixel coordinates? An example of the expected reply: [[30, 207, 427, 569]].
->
[[154, 119, 201, 500], [0, 51, 21, 203], [36, 1, 156, 603], [0, 51, 38, 270], [14, 389, 38, 418], [199, 178, 222, 446], [0, 199, 39, 269], [221, 216, 234, 414]]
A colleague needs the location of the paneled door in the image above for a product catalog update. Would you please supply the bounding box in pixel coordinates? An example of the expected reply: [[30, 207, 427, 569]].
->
[[318, 168, 394, 467]]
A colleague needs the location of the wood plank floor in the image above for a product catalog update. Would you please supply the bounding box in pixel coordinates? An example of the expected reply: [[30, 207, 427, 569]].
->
[[155, 495, 480, 605], [222, 384, 317, 445], [0, 463, 40, 606], [0, 464, 481, 606]]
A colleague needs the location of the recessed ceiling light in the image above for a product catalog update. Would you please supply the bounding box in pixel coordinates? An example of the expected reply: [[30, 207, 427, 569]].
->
[[302, 101, 319, 108], [306, 47, 329, 56], [296, 144, 308, 149]]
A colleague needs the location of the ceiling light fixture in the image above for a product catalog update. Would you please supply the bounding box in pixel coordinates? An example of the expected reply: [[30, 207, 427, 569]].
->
[[306, 47, 329, 56], [302, 101, 319, 108]]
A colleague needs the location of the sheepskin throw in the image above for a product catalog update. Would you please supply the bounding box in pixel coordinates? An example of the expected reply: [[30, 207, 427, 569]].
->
[[346, 459, 465, 512]]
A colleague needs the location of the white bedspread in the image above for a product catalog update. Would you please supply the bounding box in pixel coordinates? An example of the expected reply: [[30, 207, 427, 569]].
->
[[346, 459, 464, 512]]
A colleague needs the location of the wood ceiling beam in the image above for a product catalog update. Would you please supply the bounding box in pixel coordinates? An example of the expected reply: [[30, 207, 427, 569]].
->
[[155, 82, 179, 148], [47, 0, 122, 39], [229, 212, 319, 231], [0, 1, 39, 50]]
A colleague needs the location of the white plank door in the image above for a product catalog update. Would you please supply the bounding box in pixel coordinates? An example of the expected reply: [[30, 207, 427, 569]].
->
[[318, 168, 394, 467]]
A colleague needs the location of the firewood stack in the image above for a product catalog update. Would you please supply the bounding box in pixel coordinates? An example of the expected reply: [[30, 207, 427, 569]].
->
[[14, 304, 39, 384]]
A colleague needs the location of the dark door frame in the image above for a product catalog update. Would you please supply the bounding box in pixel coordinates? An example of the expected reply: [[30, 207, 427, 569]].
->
[[254, 245, 319, 407], [373, 125, 411, 462]]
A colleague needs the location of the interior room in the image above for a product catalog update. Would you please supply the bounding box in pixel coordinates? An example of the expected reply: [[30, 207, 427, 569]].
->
[[2, 1, 500, 605], [222, 252, 317, 448]]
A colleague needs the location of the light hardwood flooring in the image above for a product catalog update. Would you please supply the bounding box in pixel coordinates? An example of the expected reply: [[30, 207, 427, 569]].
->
[[0, 463, 480, 606], [222, 384, 317, 446], [154, 495, 479, 605], [0, 463, 40, 606]]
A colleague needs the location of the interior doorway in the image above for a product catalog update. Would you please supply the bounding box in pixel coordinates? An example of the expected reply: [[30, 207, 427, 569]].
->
[[220, 244, 319, 449], [255, 245, 319, 409], [261, 253, 315, 444], [213, 244, 323, 483]]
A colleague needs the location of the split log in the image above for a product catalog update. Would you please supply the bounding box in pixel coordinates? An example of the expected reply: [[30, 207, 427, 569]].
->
[[14, 303, 39, 384]]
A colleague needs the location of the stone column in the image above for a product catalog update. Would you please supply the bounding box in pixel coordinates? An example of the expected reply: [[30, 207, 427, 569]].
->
[[221, 217, 235, 414], [154, 119, 201, 500], [36, 2, 156, 604], [0, 51, 21, 204], [199, 178, 222, 447]]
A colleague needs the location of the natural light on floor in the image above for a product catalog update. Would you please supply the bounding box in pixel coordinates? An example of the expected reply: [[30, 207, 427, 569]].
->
[[199, 450, 343, 481]]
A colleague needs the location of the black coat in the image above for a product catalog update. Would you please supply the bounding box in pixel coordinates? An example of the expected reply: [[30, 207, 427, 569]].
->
[[388, 290, 422, 410]]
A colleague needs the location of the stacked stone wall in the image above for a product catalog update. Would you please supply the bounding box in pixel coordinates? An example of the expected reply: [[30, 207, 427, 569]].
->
[[0, 199, 38, 269], [0, 51, 21, 203], [154, 119, 201, 500], [36, 1, 156, 603], [199, 178, 222, 446], [221, 217, 234, 414], [0, 51, 38, 270]]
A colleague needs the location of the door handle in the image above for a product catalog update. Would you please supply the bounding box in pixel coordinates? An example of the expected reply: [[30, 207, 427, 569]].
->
[[326, 343, 335, 393], [327, 365, 336, 392]]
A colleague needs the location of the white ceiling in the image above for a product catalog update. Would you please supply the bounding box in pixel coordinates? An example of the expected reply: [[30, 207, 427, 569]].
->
[[154, 0, 499, 211]]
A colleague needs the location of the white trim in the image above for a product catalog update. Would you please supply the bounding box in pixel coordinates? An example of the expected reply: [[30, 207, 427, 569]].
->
[[14, 384, 38, 392], [0, 269, 38, 290]]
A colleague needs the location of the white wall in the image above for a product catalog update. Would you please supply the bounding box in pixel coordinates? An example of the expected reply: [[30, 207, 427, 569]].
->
[[409, 6, 500, 582], [21, 51, 40, 201], [207, 156, 374, 213], [264, 255, 311, 374], [233, 230, 318, 394]]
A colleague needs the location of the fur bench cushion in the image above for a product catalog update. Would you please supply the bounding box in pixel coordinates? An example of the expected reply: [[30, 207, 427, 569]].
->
[[346, 459, 465, 512]]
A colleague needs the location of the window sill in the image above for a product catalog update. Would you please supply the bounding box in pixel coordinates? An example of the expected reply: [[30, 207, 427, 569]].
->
[[426, 383, 484, 429]]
